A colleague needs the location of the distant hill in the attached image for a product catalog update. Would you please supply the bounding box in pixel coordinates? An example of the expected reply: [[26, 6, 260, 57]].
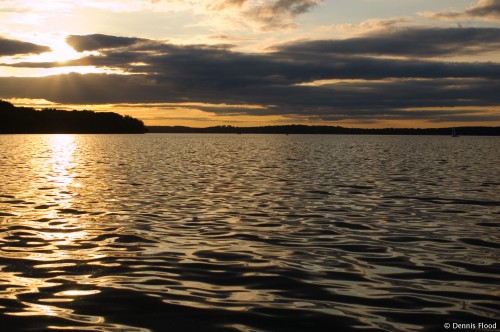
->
[[0, 100, 146, 134], [148, 125, 500, 136]]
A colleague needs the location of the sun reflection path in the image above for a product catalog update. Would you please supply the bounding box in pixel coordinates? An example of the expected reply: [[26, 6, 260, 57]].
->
[[0, 135, 140, 330], [49, 134, 78, 192], [39, 135, 93, 253]]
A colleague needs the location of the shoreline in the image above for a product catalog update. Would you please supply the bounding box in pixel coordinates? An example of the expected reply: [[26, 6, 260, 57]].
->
[[147, 125, 500, 136]]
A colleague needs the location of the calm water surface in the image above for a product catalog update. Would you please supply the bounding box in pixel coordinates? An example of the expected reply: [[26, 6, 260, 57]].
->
[[0, 134, 499, 331]]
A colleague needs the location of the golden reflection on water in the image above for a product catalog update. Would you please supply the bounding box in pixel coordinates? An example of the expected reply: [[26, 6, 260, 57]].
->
[[21, 134, 80, 218], [1, 135, 108, 325], [31, 135, 90, 258], [49, 134, 76, 173], [47, 134, 78, 209]]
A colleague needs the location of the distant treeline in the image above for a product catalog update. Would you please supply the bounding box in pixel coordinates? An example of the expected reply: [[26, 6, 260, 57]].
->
[[148, 125, 500, 136], [0, 100, 146, 134]]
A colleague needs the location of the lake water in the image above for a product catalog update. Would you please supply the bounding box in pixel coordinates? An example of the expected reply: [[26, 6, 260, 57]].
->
[[0, 134, 498, 331]]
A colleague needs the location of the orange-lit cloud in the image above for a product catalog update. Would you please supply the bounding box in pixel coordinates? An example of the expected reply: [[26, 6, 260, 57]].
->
[[421, 0, 500, 21], [150, 0, 323, 30]]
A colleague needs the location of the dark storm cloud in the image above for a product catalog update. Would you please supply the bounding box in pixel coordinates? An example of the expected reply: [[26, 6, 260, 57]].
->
[[0, 73, 171, 104], [9, 29, 500, 82], [1, 28, 499, 123], [66, 34, 146, 52], [277, 27, 500, 58], [226, 78, 500, 119], [0, 37, 51, 56], [0, 73, 497, 123]]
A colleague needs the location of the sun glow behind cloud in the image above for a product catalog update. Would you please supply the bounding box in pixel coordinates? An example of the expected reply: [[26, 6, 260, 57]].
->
[[0, 36, 127, 76], [37, 40, 81, 63]]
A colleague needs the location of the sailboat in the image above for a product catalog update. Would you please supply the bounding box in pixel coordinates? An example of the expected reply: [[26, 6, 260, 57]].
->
[[452, 128, 459, 137]]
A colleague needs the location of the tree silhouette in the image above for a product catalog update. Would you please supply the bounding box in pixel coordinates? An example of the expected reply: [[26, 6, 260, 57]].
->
[[0, 100, 146, 134], [147, 124, 500, 136]]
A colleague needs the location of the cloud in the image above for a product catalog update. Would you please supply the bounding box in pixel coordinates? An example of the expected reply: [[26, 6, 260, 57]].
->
[[318, 18, 410, 37], [151, 0, 322, 30], [206, 0, 246, 11], [422, 0, 500, 21], [1, 29, 499, 124], [66, 34, 146, 52], [0, 37, 51, 56], [243, 0, 322, 30], [466, 0, 500, 19], [277, 27, 500, 58], [1, 73, 498, 123], [1, 73, 497, 114], [12, 28, 499, 75]]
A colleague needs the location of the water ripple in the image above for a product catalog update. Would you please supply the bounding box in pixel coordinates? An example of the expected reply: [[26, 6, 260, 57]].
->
[[0, 134, 499, 331]]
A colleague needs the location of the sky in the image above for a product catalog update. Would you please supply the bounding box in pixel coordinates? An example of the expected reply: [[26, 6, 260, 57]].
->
[[0, 0, 499, 127]]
